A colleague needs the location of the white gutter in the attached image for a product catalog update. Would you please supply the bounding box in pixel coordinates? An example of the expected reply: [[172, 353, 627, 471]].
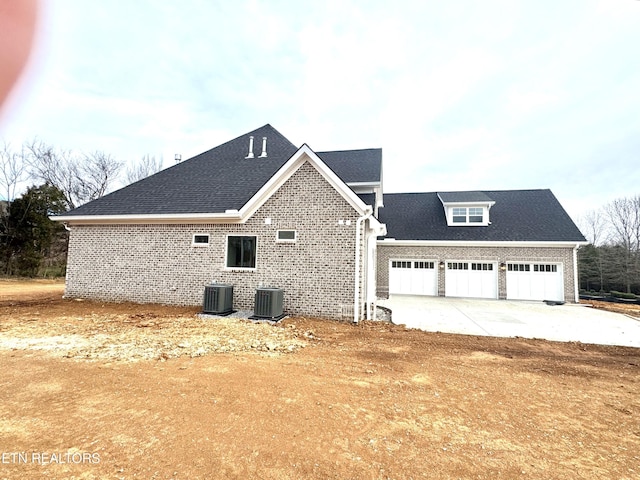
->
[[50, 210, 242, 225], [354, 207, 373, 324], [378, 239, 589, 248]]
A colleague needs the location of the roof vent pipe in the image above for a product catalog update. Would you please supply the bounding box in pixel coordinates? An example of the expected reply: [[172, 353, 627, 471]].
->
[[258, 137, 267, 158], [245, 136, 255, 159]]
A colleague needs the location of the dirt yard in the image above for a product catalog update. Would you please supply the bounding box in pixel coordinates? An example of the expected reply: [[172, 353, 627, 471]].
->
[[1, 280, 639, 479]]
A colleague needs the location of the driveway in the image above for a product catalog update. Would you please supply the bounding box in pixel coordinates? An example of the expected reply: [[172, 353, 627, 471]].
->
[[378, 295, 640, 348]]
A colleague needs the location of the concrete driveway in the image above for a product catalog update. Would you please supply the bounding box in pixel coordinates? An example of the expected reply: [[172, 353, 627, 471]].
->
[[378, 295, 640, 348]]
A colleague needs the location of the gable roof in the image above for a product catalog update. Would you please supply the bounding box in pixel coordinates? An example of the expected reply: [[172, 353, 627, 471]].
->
[[57, 125, 382, 221], [379, 189, 586, 243], [317, 149, 382, 184]]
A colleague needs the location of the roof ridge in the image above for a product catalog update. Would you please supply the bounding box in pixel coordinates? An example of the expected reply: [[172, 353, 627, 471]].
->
[[317, 147, 382, 154]]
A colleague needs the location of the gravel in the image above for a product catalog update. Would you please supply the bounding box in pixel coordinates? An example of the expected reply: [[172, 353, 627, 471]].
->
[[0, 313, 311, 362]]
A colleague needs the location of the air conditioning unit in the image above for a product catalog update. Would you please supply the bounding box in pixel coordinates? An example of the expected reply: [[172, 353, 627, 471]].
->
[[203, 283, 234, 315], [253, 287, 284, 319]]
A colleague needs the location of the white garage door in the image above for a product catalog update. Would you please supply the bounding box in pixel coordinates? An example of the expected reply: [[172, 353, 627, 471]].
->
[[389, 260, 438, 296], [445, 262, 497, 299], [507, 263, 564, 301]]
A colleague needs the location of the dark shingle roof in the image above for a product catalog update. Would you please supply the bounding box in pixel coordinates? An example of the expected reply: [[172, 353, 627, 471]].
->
[[64, 124, 297, 216], [379, 190, 586, 242], [63, 125, 382, 217], [356, 193, 376, 207], [438, 191, 493, 203], [317, 149, 382, 184]]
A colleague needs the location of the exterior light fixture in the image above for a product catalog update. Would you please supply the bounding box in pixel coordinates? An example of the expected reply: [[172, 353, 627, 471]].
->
[[439, 261, 445, 269]]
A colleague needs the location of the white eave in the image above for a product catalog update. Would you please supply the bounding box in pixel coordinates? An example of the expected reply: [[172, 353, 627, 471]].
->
[[377, 239, 589, 248], [51, 210, 243, 225]]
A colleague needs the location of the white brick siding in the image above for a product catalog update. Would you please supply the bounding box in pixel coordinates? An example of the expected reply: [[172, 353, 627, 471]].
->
[[65, 162, 365, 319]]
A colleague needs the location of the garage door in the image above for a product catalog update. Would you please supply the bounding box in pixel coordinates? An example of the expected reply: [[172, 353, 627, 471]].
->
[[389, 260, 438, 296], [445, 261, 497, 299], [506, 263, 564, 301]]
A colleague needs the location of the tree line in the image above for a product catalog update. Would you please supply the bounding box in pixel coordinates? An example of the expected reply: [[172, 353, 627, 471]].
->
[[0, 139, 161, 276], [578, 195, 640, 296]]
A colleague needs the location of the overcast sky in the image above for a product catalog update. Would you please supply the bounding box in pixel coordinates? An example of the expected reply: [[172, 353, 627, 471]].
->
[[2, 0, 639, 221]]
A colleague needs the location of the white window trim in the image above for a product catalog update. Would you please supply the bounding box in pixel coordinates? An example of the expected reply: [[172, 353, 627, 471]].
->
[[276, 229, 297, 243], [224, 234, 258, 271], [192, 233, 210, 246], [446, 205, 490, 226]]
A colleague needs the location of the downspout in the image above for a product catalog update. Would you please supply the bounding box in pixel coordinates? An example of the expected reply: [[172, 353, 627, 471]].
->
[[354, 207, 373, 324], [573, 243, 580, 303], [366, 229, 377, 321]]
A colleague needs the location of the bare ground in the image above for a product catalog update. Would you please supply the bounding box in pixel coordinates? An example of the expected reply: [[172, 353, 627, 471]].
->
[[0, 279, 639, 480]]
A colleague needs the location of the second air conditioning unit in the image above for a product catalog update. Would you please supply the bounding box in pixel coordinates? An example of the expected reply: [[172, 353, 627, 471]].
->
[[253, 287, 284, 319]]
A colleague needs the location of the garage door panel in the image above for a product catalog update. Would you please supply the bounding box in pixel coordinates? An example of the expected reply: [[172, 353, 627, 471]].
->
[[507, 263, 563, 301], [390, 260, 437, 296], [445, 262, 497, 299]]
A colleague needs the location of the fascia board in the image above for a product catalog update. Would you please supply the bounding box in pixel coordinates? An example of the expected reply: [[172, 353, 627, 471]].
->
[[238, 144, 369, 220], [437, 193, 496, 207], [50, 211, 242, 225], [347, 182, 381, 188], [442, 200, 496, 207], [377, 239, 589, 248]]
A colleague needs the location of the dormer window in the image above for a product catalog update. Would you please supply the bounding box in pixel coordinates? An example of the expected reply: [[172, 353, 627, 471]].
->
[[438, 192, 495, 227], [469, 207, 483, 223], [452, 207, 485, 224]]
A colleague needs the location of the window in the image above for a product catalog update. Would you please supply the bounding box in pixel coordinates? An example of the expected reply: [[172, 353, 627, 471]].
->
[[469, 207, 483, 223], [392, 260, 411, 268], [447, 262, 468, 270], [276, 230, 296, 242], [471, 263, 493, 271], [508, 264, 530, 272], [414, 261, 435, 269], [449, 206, 486, 225], [452, 207, 467, 223], [192, 234, 210, 246], [534, 264, 557, 273], [226, 236, 257, 269]]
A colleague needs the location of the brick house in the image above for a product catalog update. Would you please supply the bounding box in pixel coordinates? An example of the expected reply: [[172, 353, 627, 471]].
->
[[54, 124, 586, 320]]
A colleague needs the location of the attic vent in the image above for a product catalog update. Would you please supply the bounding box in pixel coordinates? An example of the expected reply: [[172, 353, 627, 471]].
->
[[245, 136, 255, 159], [259, 136, 267, 158]]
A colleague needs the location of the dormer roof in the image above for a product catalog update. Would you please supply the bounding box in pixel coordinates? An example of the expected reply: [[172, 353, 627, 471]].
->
[[438, 191, 494, 204]]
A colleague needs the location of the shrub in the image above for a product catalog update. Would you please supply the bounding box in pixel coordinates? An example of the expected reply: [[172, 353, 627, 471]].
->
[[610, 291, 639, 300]]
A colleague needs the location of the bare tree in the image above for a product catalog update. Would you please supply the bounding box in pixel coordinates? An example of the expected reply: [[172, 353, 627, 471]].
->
[[603, 196, 640, 293], [577, 208, 609, 293], [578, 208, 608, 246], [0, 141, 28, 203], [77, 150, 122, 202], [125, 154, 163, 184], [26, 139, 123, 209]]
